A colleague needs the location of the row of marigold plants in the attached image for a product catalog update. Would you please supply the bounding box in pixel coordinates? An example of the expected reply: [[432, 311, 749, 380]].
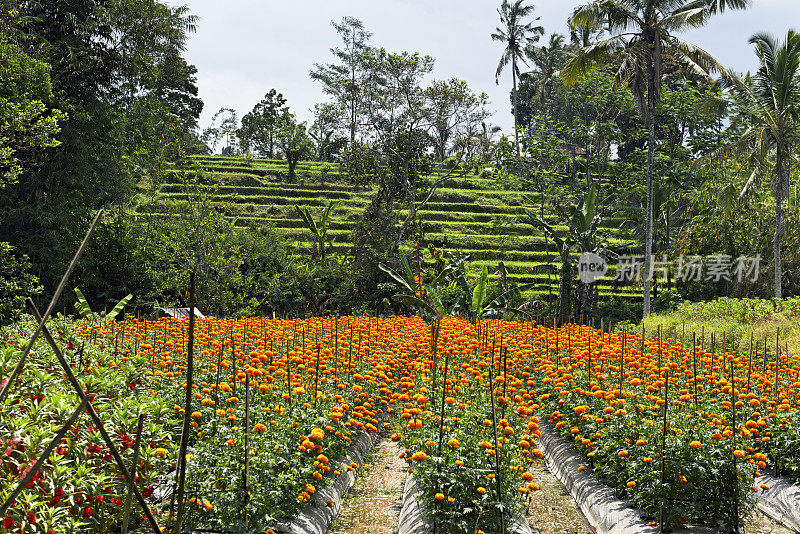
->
[[2, 316, 799, 532]]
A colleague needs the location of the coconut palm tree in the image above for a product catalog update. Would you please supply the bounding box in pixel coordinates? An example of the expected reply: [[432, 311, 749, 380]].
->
[[562, 0, 751, 318], [491, 0, 544, 156], [523, 33, 569, 116], [708, 31, 800, 298]]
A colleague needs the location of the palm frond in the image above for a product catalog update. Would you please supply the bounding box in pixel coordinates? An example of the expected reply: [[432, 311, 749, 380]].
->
[[570, 1, 642, 34], [704, 0, 752, 15], [561, 34, 626, 86], [660, 7, 708, 32], [666, 36, 728, 76]]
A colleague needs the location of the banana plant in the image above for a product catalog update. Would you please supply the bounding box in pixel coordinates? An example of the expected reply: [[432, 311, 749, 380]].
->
[[74, 288, 133, 323], [294, 201, 336, 262], [523, 184, 611, 323], [469, 265, 536, 323], [380, 255, 534, 322], [379, 253, 471, 320]]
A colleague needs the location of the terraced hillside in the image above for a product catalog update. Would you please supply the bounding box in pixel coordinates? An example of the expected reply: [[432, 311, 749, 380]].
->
[[138, 155, 641, 304]]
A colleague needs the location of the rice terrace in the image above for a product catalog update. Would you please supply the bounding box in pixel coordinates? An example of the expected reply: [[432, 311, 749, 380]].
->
[[3, 0, 800, 533]]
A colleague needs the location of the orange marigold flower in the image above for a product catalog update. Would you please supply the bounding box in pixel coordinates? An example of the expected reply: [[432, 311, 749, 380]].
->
[[689, 441, 702, 449]]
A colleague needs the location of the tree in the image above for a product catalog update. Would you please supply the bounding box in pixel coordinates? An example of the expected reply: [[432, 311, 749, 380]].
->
[[0, 242, 41, 326], [2, 0, 202, 298], [524, 184, 611, 323], [426, 79, 491, 162], [703, 31, 800, 299], [202, 108, 238, 154], [521, 33, 569, 123], [276, 112, 313, 178], [309, 103, 346, 162], [310, 17, 373, 146], [237, 89, 288, 157], [563, 0, 751, 318], [0, 41, 65, 188], [491, 0, 543, 156], [359, 49, 495, 252]]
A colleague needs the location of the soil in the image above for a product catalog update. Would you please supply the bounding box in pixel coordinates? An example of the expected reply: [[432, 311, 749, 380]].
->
[[525, 461, 593, 534], [328, 437, 408, 534]]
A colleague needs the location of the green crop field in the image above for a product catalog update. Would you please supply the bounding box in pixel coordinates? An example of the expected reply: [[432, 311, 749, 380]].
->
[[135, 155, 641, 305]]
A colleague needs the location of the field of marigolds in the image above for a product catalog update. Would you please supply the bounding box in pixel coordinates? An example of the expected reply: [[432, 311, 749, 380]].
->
[[1, 314, 799, 533]]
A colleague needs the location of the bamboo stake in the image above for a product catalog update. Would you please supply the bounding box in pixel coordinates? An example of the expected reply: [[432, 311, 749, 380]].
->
[[174, 272, 196, 534], [486, 335, 505, 534], [692, 332, 698, 410], [122, 414, 145, 534], [747, 333, 753, 392], [244, 367, 250, 531], [658, 325, 668, 534]]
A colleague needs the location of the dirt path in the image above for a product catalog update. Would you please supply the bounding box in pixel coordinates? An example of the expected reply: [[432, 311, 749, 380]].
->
[[745, 510, 796, 534], [328, 437, 408, 534], [525, 461, 592, 534]]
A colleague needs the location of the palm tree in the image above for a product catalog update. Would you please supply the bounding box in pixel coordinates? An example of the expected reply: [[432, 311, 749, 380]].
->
[[523, 33, 568, 116], [708, 31, 800, 299], [491, 0, 544, 156], [563, 0, 751, 318]]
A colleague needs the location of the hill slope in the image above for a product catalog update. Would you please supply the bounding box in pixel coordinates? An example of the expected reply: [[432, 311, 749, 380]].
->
[[136, 155, 641, 304]]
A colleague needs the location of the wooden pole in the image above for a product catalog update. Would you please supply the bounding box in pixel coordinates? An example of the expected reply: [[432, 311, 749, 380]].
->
[[122, 414, 145, 534], [174, 272, 196, 533], [486, 335, 505, 534]]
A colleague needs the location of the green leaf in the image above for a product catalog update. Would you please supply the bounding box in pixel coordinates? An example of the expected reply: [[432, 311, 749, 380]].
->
[[106, 294, 133, 322], [378, 263, 414, 293], [483, 283, 538, 316], [73, 288, 94, 320], [294, 205, 319, 238], [471, 265, 488, 321]]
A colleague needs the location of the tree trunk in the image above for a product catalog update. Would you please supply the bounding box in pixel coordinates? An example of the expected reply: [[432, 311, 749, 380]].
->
[[351, 33, 357, 146], [642, 62, 656, 318], [269, 130, 274, 159], [512, 57, 520, 157], [350, 101, 356, 147], [558, 246, 572, 325], [775, 143, 784, 299], [393, 158, 415, 252]]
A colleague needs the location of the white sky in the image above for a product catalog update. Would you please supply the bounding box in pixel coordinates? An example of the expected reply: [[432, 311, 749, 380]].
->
[[179, 0, 800, 135]]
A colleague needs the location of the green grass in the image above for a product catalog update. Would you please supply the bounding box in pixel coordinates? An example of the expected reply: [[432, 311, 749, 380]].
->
[[641, 297, 800, 354]]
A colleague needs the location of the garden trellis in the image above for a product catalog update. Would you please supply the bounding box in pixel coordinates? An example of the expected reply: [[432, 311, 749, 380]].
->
[[0, 210, 162, 534]]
